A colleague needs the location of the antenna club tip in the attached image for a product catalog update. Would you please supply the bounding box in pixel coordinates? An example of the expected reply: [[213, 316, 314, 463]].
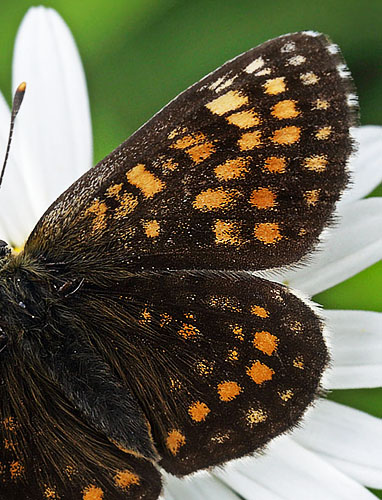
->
[[17, 82, 26, 93]]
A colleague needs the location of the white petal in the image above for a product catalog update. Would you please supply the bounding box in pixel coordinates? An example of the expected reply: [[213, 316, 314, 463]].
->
[[214, 436, 377, 499], [293, 400, 382, 489], [11, 6, 92, 234], [277, 198, 382, 296], [0, 91, 38, 245], [339, 126, 382, 207], [162, 471, 241, 500], [323, 310, 382, 389], [213, 463, 281, 500]]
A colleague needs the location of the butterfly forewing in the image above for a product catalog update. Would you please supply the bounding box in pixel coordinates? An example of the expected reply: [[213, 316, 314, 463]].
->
[[26, 32, 356, 272], [1, 31, 357, 500]]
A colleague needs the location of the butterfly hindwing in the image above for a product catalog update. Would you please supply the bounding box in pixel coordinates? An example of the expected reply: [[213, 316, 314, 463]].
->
[[26, 32, 356, 272], [67, 271, 328, 476]]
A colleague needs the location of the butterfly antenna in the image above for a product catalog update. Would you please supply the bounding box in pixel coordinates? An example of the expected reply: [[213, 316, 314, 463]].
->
[[0, 82, 26, 189]]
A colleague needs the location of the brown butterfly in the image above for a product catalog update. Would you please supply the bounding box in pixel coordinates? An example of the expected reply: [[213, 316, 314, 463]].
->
[[0, 31, 356, 500]]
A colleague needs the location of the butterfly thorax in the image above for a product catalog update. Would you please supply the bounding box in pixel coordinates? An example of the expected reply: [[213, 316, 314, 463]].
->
[[0, 252, 53, 347]]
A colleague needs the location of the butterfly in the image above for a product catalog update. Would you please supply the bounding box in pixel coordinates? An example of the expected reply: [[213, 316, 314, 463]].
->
[[0, 31, 357, 499]]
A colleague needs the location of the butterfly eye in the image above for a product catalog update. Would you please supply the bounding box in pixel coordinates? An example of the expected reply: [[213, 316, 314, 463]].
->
[[0, 328, 8, 353]]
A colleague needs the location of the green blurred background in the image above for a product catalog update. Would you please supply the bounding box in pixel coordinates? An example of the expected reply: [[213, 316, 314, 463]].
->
[[0, 0, 381, 496]]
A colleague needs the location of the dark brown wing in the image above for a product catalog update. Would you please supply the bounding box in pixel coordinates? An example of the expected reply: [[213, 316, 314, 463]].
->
[[0, 351, 161, 500], [67, 271, 328, 476], [25, 32, 356, 272]]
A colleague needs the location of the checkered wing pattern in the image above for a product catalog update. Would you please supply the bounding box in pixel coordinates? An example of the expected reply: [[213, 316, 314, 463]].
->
[[5, 32, 356, 499], [26, 32, 356, 272]]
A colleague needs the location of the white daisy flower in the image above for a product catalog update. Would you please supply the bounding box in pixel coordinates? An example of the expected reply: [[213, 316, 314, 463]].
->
[[1, 6, 381, 500], [0, 6, 92, 248]]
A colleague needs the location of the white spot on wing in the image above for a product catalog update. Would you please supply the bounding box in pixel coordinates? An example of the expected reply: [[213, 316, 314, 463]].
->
[[215, 76, 238, 92], [327, 44, 339, 54], [301, 30, 321, 37], [209, 77, 225, 91], [244, 57, 265, 74], [337, 64, 350, 78], [288, 55, 306, 66], [210, 75, 238, 93], [281, 42, 296, 53], [347, 94, 358, 107]]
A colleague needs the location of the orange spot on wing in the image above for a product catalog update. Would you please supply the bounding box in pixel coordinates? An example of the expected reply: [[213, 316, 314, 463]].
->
[[249, 187, 277, 209], [304, 189, 320, 206], [238, 130, 262, 150], [279, 389, 294, 401], [3, 417, 17, 432], [64, 465, 76, 479], [188, 401, 211, 422], [253, 331, 279, 356], [271, 99, 300, 119], [85, 200, 108, 232], [227, 109, 261, 128], [214, 157, 250, 181], [250, 305, 269, 318], [166, 430, 186, 455], [143, 220, 160, 237], [168, 126, 188, 140], [217, 381, 242, 401], [114, 470, 140, 489], [126, 164, 165, 198], [83, 485, 104, 500], [159, 313, 172, 327], [272, 126, 301, 145], [196, 360, 214, 376], [304, 155, 328, 172], [172, 134, 197, 149], [263, 77, 286, 95], [293, 356, 305, 369], [114, 192, 138, 219], [227, 348, 239, 361], [263, 156, 286, 173], [105, 183, 123, 198], [230, 324, 244, 341], [178, 323, 200, 339], [316, 126, 332, 140], [193, 188, 237, 211], [171, 132, 215, 164], [214, 220, 242, 245], [161, 158, 179, 171], [246, 361, 274, 384], [205, 90, 248, 115], [246, 408, 267, 425], [10, 460, 24, 480], [187, 141, 215, 164], [44, 487, 59, 499], [139, 308, 152, 324], [254, 223, 282, 244]]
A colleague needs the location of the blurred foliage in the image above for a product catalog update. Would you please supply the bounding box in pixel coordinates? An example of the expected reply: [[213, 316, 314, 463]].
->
[[0, 0, 381, 496]]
